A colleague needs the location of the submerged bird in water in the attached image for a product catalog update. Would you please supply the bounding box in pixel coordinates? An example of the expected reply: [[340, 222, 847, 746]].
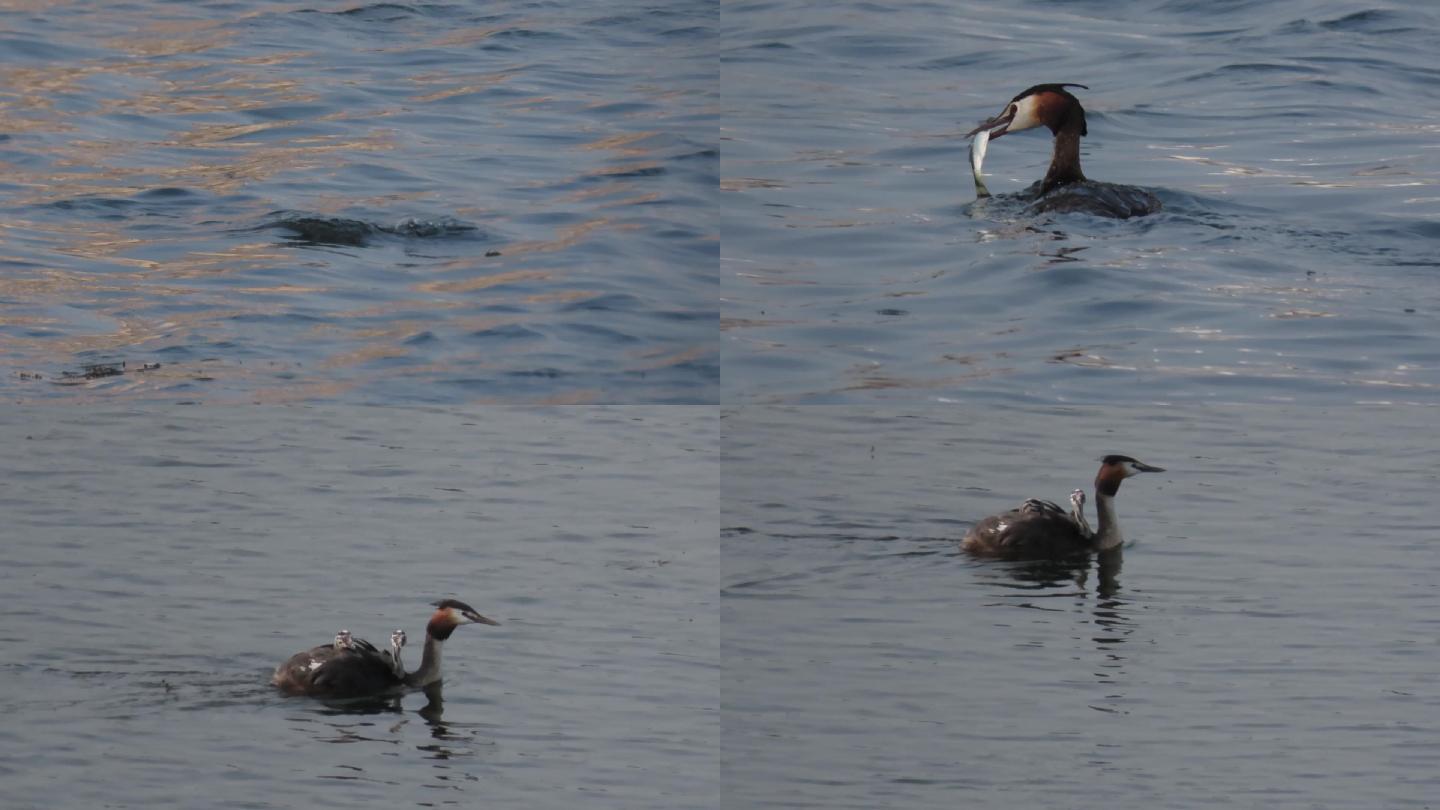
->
[[965, 84, 1161, 219], [962, 455, 1165, 557], [272, 599, 500, 699]]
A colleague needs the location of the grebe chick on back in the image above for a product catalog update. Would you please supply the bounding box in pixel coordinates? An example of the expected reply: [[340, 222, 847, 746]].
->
[[962, 455, 1164, 557], [272, 599, 500, 699], [965, 84, 1161, 219], [387, 629, 407, 679]]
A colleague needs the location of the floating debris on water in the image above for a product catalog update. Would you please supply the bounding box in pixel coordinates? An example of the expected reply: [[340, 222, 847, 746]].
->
[[46, 361, 162, 385], [63, 362, 125, 380]]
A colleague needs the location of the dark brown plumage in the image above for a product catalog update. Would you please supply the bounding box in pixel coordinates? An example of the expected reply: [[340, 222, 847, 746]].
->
[[962, 456, 1164, 557], [271, 640, 403, 697], [965, 84, 1161, 218], [272, 598, 500, 699]]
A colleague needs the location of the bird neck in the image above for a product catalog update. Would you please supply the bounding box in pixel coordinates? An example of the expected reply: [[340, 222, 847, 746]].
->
[[1042, 115, 1086, 194], [404, 635, 444, 687], [1093, 491, 1122, 550]]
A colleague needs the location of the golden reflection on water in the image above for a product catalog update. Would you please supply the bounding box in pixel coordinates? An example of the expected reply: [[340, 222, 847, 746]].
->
[[594, 191, 664, 209], [501, 219, 611, 257], [246, 377, 359, 404], [0, 66, 96, 128], [108, 20, 233, 58], [414, 269, 553, 294], [411, 75, 512, 104], [581, 131, 665, 156], [626, 344, 712, 374], [157, 242, 299, 279], [523, 289, 603, 305], [427, 27, 508, 49], [316, 344, 410, 370], [0, 6, 713, 401]]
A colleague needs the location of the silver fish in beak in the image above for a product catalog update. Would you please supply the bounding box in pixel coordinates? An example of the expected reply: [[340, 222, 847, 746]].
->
[[964, 109, 1014, 141], [964, 83, 1089, 200], [965, 107, 1012, 199], [970, 127, 990, 198]]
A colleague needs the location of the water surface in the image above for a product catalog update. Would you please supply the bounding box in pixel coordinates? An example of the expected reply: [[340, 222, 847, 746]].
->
[[723, 0, 1440, 403], [724, 405, 1440, 809], [0, 1, 717, 403], [1, 406, 716, 809]]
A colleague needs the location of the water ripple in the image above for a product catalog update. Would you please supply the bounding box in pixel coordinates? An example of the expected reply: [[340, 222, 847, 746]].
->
[[0, 0, 717, 403]]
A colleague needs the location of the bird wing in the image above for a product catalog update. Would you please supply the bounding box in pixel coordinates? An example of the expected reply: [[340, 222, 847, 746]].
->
[[310, 648, 402, 695], [965, 500, 1087, 555]]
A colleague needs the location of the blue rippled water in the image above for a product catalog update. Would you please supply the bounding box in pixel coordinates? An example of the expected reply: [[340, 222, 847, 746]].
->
[[723, 0, 1440, 404], [0, 1, 716, 403]]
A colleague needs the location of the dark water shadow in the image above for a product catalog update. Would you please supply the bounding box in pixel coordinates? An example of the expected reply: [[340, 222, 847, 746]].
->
[[252, 212, 485, 247]]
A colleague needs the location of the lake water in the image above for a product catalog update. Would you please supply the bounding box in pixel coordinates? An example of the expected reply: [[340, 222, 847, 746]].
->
[[723, 0, 1440, 404], [724, 405, 1440, 809], [0, 406, 716, 810], [9, 0, 1440, 807], [0, 1, 717, 404]]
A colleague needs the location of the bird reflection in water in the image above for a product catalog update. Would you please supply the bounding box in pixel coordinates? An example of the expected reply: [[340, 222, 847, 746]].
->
[[980, 545, 1122, 599]]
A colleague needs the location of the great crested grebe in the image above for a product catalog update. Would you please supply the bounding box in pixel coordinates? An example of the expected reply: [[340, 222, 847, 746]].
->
[[965, 84, 1161, 219], [962, 455, 1164, 556], [272, 599, 500, 699]]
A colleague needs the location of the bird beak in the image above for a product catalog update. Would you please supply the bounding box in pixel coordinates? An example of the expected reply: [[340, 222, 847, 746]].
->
[[964, 108, 1015, 141], [463, 610, 501, 626], [1132, 462, 1165, 474]]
